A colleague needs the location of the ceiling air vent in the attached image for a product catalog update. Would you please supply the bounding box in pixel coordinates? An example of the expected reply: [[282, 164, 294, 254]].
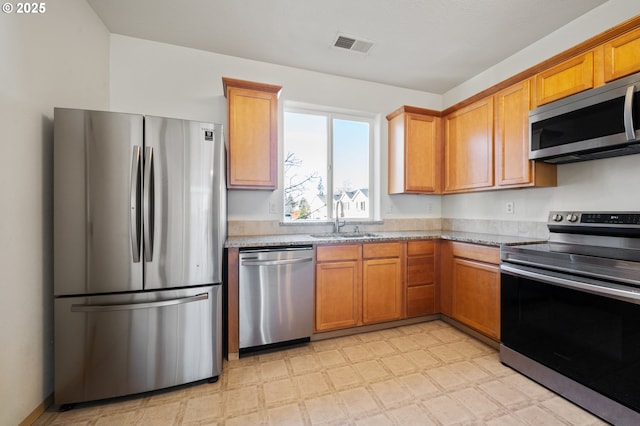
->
[[333, 33, 374, 54]]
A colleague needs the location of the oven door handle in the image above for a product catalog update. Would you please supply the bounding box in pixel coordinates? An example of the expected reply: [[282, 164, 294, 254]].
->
[[501, 264, 640, 304]]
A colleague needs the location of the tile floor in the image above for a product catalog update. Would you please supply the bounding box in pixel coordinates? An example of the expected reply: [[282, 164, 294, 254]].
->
[[34, 320, 607, 425]]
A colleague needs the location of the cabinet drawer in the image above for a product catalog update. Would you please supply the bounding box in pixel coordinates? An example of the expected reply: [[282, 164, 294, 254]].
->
[[363, 242, 402, 259], [407, 255, 434, 286], [451, 242, 500, 264], [317, 244, 361, 262], [407, 284, 436, 317], [407, 240, 435, 256]]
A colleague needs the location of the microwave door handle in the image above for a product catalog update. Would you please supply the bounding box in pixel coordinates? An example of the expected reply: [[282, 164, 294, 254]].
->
[[624, 84, 635, 141]]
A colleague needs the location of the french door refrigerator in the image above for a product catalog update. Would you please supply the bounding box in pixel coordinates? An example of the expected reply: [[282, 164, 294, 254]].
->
[[53, 108, 225, 407]]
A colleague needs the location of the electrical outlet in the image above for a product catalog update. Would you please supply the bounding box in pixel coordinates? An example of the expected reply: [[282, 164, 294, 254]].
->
[[505, 201, 515, 214], [269, 202, 278, 214]]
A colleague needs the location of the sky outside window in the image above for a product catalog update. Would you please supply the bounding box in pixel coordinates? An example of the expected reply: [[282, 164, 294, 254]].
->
[[284, 109, 372, 221]]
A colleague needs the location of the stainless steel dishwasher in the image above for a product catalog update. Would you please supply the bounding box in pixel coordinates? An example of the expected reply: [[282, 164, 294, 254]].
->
[[239, 246, 314, 350]]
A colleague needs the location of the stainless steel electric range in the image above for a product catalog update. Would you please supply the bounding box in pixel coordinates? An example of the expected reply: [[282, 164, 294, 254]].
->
[[500, 211, 640, 425]]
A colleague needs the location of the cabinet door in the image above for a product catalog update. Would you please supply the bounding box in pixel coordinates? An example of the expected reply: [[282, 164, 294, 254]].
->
[[405, 113, 441, 193], [495, 80, 532, 186], [362, 257, 403, 324], [444, 97, 494, 192], [452, 258, 500, 340], [224, 78, 281, 189], [407, 285, 435, 318], [535, 52, 594, 106], [495, 80, 557, 189], [388, 108, 441, 194], [603, 27, 640, 83], [315, 260, 361, 331]]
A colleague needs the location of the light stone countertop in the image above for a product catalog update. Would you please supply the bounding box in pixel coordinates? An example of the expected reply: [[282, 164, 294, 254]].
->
[[225, 230, 546, 248]]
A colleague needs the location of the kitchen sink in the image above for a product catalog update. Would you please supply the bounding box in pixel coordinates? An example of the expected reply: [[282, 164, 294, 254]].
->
[[310, 232, 381, 239]]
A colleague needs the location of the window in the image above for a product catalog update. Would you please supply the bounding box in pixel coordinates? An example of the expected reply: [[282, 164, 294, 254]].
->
[[283, 105, 374, 222]]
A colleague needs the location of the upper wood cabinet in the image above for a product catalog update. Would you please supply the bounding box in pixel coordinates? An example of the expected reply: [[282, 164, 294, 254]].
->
[[387, 106, 442, 194], [444, 97, 494, 192], [494, 79, 557, 188], [222, 77, 281, 190], [603, 26, 640, 83], [534, 52, 594, 106]]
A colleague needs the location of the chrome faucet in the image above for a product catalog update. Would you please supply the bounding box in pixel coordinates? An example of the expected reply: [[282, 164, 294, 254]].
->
[[334, 200, 345, 233]]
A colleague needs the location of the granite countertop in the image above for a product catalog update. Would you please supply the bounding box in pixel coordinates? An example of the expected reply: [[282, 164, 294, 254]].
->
[[225, 230, 546, 248]]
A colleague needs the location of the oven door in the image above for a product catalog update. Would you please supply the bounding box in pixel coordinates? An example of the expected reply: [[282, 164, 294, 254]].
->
[[501, 263, 640, 414]]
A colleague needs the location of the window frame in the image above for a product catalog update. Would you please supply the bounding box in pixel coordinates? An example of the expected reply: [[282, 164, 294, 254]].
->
[[283, 101, 377, 223]]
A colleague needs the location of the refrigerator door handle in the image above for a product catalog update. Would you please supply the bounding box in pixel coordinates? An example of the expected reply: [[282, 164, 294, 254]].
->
[[130, 145, 142, 263], [143, 146, 154, 262], [70, 292, 209, 312]]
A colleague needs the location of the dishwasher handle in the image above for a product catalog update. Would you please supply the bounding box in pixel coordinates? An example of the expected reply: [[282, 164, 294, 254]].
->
[[241, 257, 313, 267]]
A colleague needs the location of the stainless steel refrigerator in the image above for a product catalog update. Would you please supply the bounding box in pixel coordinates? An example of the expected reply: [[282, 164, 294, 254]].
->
[[53, 108, 225, 407]]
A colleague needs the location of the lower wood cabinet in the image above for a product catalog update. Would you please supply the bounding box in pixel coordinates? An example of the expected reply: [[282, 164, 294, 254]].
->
[[315, 242, 404, 332], [362, 243, 403, 324], [315, 239, 500, 339], [315, 245, 362, 332], [440, 241, 501, 340], [452, 257, 500, 340], [406, 240, 436, 317]]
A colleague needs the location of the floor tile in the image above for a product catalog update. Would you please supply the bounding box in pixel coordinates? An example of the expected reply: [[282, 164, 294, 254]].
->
[[369, 378, 412, 409], [267, 403, 306, 426], [304, 394, 346, 424], [294, 372, 331, 397], [263, 378, 297, 407], [338, 387, 380, 416], [352, 359, 391, 382], [326, 365, 363, 389], [423, 394, 474, 425], [34, 320, 606, 426]]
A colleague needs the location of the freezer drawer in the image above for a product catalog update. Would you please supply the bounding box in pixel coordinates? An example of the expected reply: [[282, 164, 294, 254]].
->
[[54, 285, 222, 405], [239, 247, 314, 349]]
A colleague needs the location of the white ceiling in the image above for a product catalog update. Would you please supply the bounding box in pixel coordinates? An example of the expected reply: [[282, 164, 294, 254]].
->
[[86, 0, 608, 94]]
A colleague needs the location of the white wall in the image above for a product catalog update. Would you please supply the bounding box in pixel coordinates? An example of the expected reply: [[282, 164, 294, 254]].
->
[[109, 35, 443, 221], [442, 0, 640, 223], [111, 0, 640, 227], [0, 1, 109, 423]]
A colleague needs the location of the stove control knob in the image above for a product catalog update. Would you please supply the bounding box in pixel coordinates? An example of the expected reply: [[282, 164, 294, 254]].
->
[[567, 214, 578, 223], [552, 213, 563, 222]]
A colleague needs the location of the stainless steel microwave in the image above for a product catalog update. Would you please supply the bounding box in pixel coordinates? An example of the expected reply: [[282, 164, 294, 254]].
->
[[529, 71, 640, 164]]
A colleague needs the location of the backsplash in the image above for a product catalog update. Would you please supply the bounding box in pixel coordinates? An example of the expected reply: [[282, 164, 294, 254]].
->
[[442, 218, 549, 239], [227, 218, 441, 236], [228, 218, 548, 239]]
